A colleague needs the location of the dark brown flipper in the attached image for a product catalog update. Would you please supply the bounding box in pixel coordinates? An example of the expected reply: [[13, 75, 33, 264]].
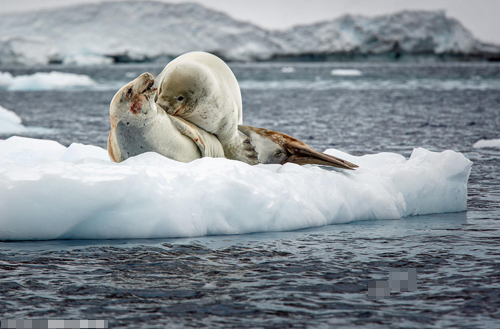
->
[[282, 142, 358, 170]]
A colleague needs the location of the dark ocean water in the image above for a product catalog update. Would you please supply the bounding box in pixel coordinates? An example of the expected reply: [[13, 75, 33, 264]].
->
[[0, 62, 499, 328]]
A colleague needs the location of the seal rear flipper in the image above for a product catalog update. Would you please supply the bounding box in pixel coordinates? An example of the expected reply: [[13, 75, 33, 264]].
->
[[282, 141, 358, 170], [170, 116, 207, 157], [239, 125, 358, 170]]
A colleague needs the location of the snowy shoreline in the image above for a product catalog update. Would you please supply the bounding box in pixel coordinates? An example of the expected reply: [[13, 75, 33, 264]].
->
[[0, 2, 498, 66]]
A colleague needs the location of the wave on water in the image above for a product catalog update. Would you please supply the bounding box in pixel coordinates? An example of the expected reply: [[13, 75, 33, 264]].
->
[[1, 69, 499, 93], [239, 78, 500, 91], [0, 136, 472, 241]]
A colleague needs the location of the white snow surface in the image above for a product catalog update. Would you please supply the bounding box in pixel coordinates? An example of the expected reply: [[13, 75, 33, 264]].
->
[[0, 71, 96, 91], [0, 137, 472, 241], [0, 105, 26, 134], [0, 2, 496, 65], [473, 139, 500, 148]]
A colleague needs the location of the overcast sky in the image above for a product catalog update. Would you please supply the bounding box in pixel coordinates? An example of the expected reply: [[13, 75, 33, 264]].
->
[[0, 0, 498, 44]]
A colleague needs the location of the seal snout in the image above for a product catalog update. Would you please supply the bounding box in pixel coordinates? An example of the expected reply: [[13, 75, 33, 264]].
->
[[158, 103, 169, 113]]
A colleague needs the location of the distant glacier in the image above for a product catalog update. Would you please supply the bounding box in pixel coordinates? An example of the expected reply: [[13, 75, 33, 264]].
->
[[0, 1, 498, 65]]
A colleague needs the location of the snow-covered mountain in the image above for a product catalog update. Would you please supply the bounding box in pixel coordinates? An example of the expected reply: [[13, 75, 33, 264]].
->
[[0, 1, 279, 65], [0, 1, 497, 65]]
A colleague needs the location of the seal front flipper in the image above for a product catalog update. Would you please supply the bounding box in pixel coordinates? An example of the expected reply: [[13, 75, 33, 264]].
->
[[169, 116, 207, 157], [224, 131, 259, 165], [107, 130, 123, 162]]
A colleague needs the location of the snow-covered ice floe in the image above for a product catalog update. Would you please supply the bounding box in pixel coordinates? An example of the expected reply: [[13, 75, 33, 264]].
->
[[473, 139, 500, 149], [0, 137, 472, 241], [0, 71, 96, 91]]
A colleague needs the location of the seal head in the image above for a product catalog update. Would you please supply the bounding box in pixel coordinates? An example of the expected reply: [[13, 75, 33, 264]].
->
[[110, 72, 157, 129]]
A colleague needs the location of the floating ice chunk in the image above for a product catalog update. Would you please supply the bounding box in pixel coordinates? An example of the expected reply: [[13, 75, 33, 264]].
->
[[62, 54, 114, 66], [0, 105, 27, 134], [0, 72, 14, 89], [0, 71, 96, 91], [281, 67, 295, 73], [331, 69, 362, 76], [473, 139, 500, 149], [0, 137, 472, 241]]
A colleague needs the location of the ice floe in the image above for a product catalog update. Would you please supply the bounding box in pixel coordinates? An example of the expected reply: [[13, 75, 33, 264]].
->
[[0, 137, 472, 241], [331, 69, 362, 76], [0, 105, 27, 134], [281, 67, 296, 73], [473, 139, 500, 149], [0, 71, 97, 91], [62, 54, 114, 66]]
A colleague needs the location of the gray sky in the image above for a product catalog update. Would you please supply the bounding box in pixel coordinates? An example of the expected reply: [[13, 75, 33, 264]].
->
[[0, 0, 498, 44]]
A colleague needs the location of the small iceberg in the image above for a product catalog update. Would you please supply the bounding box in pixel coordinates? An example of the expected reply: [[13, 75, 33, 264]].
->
[[331, 69, 362, 76], [0, 137, 472, 241], [0, 71, 97, 91], [473, 139, 500, 149]]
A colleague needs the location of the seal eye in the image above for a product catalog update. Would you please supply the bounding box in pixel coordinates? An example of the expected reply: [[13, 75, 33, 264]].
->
[[177, 96, 184, 102]]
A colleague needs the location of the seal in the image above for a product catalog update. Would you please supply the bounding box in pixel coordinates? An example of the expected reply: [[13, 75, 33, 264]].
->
[[239, 125, 358, 170], [108, 72, 357, 170], [155, 51, 258, 164], [108, 72, 224, 163]]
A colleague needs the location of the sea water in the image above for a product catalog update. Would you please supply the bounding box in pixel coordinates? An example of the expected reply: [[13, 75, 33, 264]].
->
[[0, 62, 499, 328]]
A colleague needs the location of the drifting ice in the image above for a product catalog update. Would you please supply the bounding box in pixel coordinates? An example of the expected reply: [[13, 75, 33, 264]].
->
[[0, 71, 96, 91], [0, 105, 27, 134], [0, 137, 472, 241], [331, 69, 362, 76], [473, 139, 500, 149]]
